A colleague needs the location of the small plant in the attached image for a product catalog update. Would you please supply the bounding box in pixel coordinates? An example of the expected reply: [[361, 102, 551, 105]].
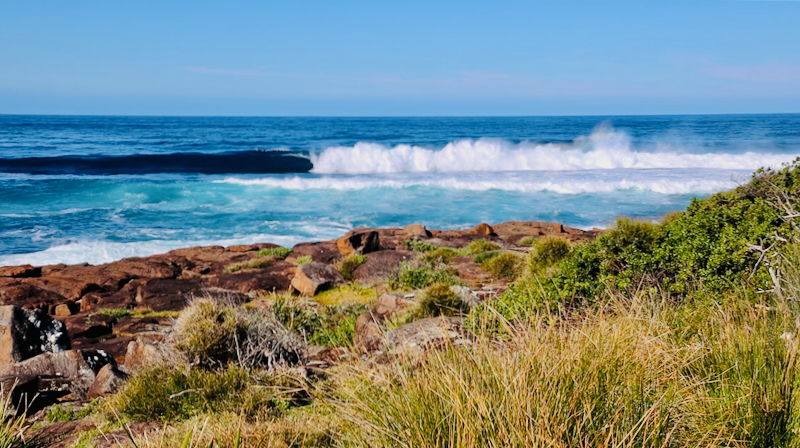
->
[[423, 247, 458, 265], [480, 252, 524, 281], [295, 255, 313, 265], [473, 250, 500, 264], [527, 237, 571, 274], [95, 308, 131, 319], [257, 246, 292, 259], [131, 308, 181, 319], [457, 239, 501, 256], [269, 293, 368, 347], [314, 284, 376, 306], [409, 282, 470, 320], [0, 383, 30, 448], [223, 257, 275, 274], [395, 262, 462, 290], [45, 404, 76, 423], [403, 240, 438, 252], [338, 254, 367, 280]]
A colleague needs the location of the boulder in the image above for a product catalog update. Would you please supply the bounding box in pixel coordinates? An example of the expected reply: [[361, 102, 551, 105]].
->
[[383, 316, 467, 356], [53, 302, 79, 317], [0, 306, 70, 365], [289, 242, 341, 264], [449, 285, 481, 307], [0, 281, 69, 309], [355, 294, 415, 352], [336, 230, 380, 256], [64, 314, 116, 340], [290, 263, 346, 296], [124, 339, 173, 372], [352, 250, 416, 283], [403, 224, 432, 238], [0, 349, 115, 395], [87, 364, 128, 398], [0, 265, 40, 278], [469, 223, 496, 236]]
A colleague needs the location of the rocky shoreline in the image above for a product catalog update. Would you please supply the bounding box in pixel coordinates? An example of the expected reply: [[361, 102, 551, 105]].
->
[[0, 220, 597, 445]]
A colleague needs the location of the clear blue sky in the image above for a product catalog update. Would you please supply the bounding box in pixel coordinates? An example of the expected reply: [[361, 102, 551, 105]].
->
[[1, 0, 798, 116]]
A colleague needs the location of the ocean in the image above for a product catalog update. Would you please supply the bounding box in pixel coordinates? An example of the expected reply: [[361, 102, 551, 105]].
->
[[1, 114, 799, 267]]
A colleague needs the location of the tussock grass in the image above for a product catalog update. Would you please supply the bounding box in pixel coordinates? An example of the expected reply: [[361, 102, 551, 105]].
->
[[457, 238, 500, 256], [337, 254, 367, 281], [479, 251, 524, 281], [314, 284, 376, 306], [295, 255, 313, 265], [223, 256, 276, 274], [258, 246, 293, 259], [330, 290, 800, 448]]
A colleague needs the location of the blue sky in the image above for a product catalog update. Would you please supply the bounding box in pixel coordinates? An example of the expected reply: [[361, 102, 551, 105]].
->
[[1, 0, 799, 116]]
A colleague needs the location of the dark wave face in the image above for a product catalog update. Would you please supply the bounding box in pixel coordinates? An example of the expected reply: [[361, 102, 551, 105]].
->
[[0, 151, 313, 175]]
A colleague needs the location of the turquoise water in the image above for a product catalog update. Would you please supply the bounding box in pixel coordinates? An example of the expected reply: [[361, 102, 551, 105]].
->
[[1, 114, 799, 266]]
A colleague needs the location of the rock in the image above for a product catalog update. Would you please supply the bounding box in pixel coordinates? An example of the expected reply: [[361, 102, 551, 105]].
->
[[469, 223, 496, 236], [355, 294, 415, 352], [0, 349, 115, 395], [0, 281, 69, 310], [124, 339, 173, 372], [336, 230, 380, 256], [352, 250, 416, 283], [290, 262, 346, 296], [0, 306, 70, 365], [0, 265, 41, 278], [87, 364, 128, 398], [64, 314, 116, 340], [305, 345, 345, 370], [403, 224, 432, 238], [53, 302, 79, 317], [205, 262, 294, 294], [289, 242, 341, 264], [383, 316, 467, 356], [450, 285, 481, 307]]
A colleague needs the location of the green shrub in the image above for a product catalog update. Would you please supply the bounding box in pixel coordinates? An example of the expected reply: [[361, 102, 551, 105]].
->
[[114, 364, 307, 423], [473, 250, 500, 264], [527, 237, 571, 273], [95, 308, 131, 319], [423, 247, 458, 265], [338, 254, 367, 280], [295, 255, 313, 265], [403, 240, 438, 252], [223, 257, 275, 274], [269, 295, 368, 347], [257, 246, 292, 259], [458, 239, 501, 256], [481, 252, 524, 281], [395, 262, 461, 290], [409, 283, 470, 320]]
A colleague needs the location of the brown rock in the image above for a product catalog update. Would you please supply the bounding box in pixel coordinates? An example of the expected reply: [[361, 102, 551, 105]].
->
[[355, 294, 415, 352], [64, 314, 116, 340], [288, 242, 341, 264], [87, 364, 128, 398], [0, 265, 41, 278], [54, 302, 79, 317], [0, 349, 115, 395], [124, 339, 172, 371], [205, 262, 294, 294], [469, 223, 496, 236], [336, 230, 380, 256], [290, 262, 346, 296], [403, 224, 432, 238], [0, 281, 68, 309], [352, 250, 416, 283], [383, 316, 467, 355], [0, 306, 70, 365]]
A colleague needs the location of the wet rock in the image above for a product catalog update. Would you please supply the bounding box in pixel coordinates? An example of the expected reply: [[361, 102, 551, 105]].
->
[[336, 230, 380, 256], [87, 364, 128, 398], [290, 262, 346, 296], [0, 306, 70, 365]]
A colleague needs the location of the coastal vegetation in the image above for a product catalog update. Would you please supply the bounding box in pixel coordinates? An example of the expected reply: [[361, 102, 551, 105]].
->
[[14, 160, 800, 447]]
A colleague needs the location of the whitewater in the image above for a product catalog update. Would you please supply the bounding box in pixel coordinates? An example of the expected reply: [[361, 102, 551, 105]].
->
[[1, 114, 799, 267]]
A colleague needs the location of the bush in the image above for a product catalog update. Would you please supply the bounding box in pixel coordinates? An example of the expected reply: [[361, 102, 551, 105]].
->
[[269, 294, 369, 347], [223, 257, 275, 274], [338, 254, 367, 280], [458, 239, 501, 256], [395, 262, 461, 290], [480, 252, 524, 281], [403, 240, 438, 252], [408, 283, 469, 320], [423, 247, 458, 265], [473, 250, 500, 264], [114, 364, 308, 423], [257, 246, 292, 259], [527, 237, 571, 273], [171, 298, 304, 368]]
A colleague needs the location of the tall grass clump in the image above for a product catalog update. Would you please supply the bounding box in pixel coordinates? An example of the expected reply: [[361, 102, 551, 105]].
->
[[223, 257, 275, 274], [479, 252, 524, 281], [257, 246, 292, 259], [331, 286, 800, 448], [457, 239, 500, 256], [0, 384, 30, 448], [338, 254, 367, 281], [406, 282, 470, 320], [394, 261, 461, 290]]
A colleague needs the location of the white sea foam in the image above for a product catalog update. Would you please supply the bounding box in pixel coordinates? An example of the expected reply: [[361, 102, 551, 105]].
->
[[217, 172, 742, 195], [310, 128, 798, 174]]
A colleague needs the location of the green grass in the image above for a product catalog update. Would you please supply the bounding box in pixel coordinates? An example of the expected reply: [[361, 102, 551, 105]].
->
[[257, 246, 292, 259], [403, 240, 438, 252], [223, 257, 275, 274], [338, 254, 367, 280], [95, 307, 131, 319], [457, 239, 500, 256], [406, 282, 470, 320], [480, 252, 524, 281], [393, 262, 462, 290], [423, 247, 458, 265], [269, 293, 369, 347], [295, 255, 313, 265]]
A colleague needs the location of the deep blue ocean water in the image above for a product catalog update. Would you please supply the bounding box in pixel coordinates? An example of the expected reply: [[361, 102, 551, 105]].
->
[[1, 114, 799, 266]]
